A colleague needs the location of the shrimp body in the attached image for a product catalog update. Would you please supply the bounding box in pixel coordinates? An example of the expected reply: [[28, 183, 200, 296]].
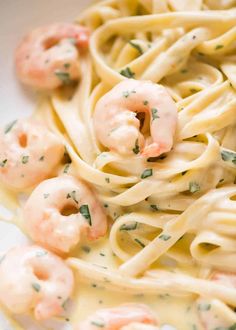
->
[[93, 80, 177, 158], [0, 245, 74, 320], [15, 23, 89, 89], [23, 175, 107, 253], [0, 118, 64, 190], [76, 304, 158, 330], [121, 324, 159, 330], [197, 272, 236, 329]]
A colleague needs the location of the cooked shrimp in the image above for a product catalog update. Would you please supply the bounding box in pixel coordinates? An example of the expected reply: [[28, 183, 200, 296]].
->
[[121, 324, 159, 330], [0, 245, 74, 320], [15, 23, 89, 89], [197, 272, 236, 329], [0, 118, 64, 190], [23, 175, 107, 253], [93, 79, 177, 158], [75, 304, 158, 330]]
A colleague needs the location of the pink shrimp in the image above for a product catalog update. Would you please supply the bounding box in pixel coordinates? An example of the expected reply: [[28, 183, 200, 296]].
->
[[15, 23, 89, 89], [0, 245, 74, 320], [75, 304, 158, 330], [0, 118, 64, 190], [23, 175, 107, 253], [197, 271, 236, 329], [93, 79, 177, 158]]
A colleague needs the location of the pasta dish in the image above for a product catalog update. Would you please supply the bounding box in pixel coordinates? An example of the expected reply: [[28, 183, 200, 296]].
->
[[0, 0, 236, 329]]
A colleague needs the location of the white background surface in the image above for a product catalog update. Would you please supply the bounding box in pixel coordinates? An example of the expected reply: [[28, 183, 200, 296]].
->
[[0, 1, 88, 327]]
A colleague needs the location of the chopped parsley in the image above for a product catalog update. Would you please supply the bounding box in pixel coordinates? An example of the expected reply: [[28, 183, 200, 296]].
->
[[105, 177, 110, 183], [143, 100, 149, 105], [122, 89, 136, 98], [104, 203, 108, 208], [64, 63, 70, 69], [36, 250, 48, 257], [100, 253, 105, 257], [39, 156, 44, 161], [129, 40, 143, 55], [198, 303, 211, 311], [134, 238, 145, 248], [91, 320, 105, 328], [132, 139, 140, 154], [120, 222, 137, 231], [159, 234, 171, 241], [32, 283, 41, 292], [150, 204, 158, 211], [221, 149, 236, 165], [189, 182, 200, 193], [67, 190, 78, 204], [120, 67, 135, 78], [215, 44, 224, 50], [141, 168, 153, 179], [54, 71, 71, 85], [4, 120, 17, 134], [43, 193, 50, 199], [181, 69, 188, 74], [151, 108, 159, 120], [79, 205, 92, 226], [229, 324, 236, 330], [0, 159, 7, 168], [182, 171, 187, 176], [22, 155, 29, 164], [81, 246, 91, 253], [64, 164, 70, 174]]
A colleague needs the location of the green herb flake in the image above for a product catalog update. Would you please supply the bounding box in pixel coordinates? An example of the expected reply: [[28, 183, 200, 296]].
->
[[143, 100, 149, 105], [67, 190, 78, 204], [32, 283, 41, 292], [198, 303, 211, 311], [221, 150, 236, 165], [159, 234, 171, 241], [4, 120, 17, 134], [104, 204, 108, 208], [120, 222, 137, 231], [141, 168, 153, 179], [81, 246, 91, 253], [129, 41, 143, 55], [229, 324, 236, 330], [100, 252, 105, 257], [43, 193, 50, 199], [120, 67, 135, 79], [198, 52, 204, 56], [22, 155, 29, 164], [133, 139, 140, 154], [150, 204, 158, 212], [189, 182, 200, 193], [105, 177, 110, 183], [192, 325, 197, 330], [55, 71, 71, 85], [91, 320, 105, 328], [123, 91, 130, 98], [182, 171, 187, 176], [151, 108, 160, 120], [134, 238, 145, 248], [64, 164, 70, 174], [36, 250, 48, 257], [0, 159, 8, 168], [215, 44, 224, 50], [64, 63, 70, 69], [181, 69, 188, 74], [79, 205, 92, 226], [39, 156, 44, 161]]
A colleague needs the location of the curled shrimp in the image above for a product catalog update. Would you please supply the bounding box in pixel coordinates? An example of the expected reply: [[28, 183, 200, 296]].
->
[[15, 23, 89, 89], [93, 79, 178, 158], [23, 175, 107, 253], [75, 304, 158, 330], [0, 245, 74, 320], [197, 272, 236, 330], [0, 118, 64, 190]]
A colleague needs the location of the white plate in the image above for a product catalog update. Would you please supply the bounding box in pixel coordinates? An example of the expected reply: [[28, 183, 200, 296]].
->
[[0, 1, 89, 328]]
